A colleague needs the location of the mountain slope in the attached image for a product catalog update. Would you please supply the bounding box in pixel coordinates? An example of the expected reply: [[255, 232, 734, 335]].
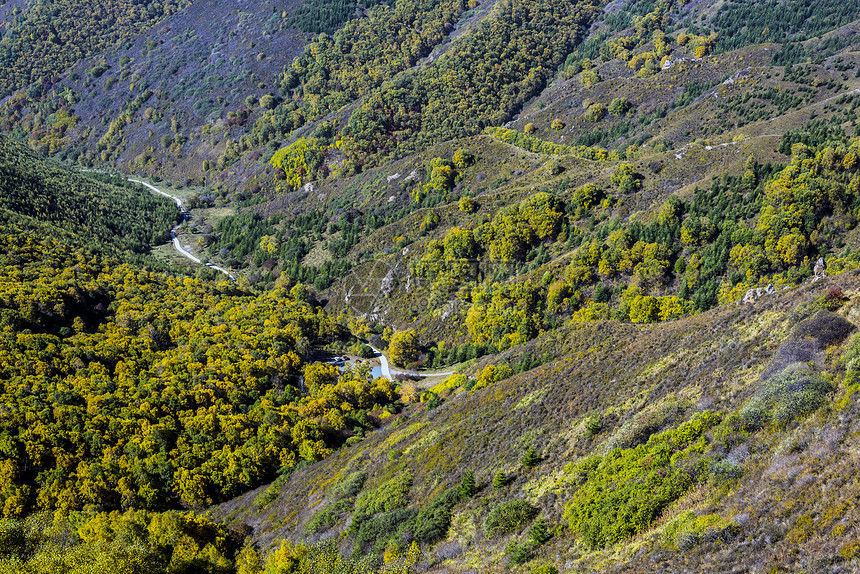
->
[[4, 0, 860, 572], [0, 134, 179, 256], [215, 272, 860, 573]]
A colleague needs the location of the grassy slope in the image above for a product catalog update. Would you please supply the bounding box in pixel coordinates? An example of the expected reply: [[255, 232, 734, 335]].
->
[[215, 270, 860, 572]]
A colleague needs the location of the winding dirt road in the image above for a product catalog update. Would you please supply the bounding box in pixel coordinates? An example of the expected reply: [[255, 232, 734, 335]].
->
[[369, 345, 457, 382], [130, 179, 235, 281]]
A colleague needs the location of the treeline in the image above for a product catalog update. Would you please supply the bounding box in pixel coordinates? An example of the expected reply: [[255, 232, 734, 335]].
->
[[0, 135, 178, 255], [0, 231, 400, 516], [0, 0, 191, 98]]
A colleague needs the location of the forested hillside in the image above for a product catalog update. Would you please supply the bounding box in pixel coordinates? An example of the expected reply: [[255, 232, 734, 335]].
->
[[0, 135, 178, 257], [0, 0, 192, 98], [5, 0, 860, 572]]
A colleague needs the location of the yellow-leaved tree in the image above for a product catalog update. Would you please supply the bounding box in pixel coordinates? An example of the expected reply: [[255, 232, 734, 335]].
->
[[389, 330, 420, 367]]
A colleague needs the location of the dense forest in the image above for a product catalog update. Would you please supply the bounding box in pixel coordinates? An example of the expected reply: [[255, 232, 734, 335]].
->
[[0, 135, 178, 257], [0, 228, 403, 516]]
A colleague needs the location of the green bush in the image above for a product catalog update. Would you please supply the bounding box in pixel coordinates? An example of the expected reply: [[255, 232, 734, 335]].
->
[[307, 471, 368, 534], [253, 474, 289, 508], [483, 500, 539, 536], [413, 488, 462, 543], [564, 412, 720, 549], [522, 447, 541, 469], [739, 364, 832, 430], [662, 511, 740, 550], [306, 499, 353, 534], [843, 332, 860, 378], [334, 471, 367, 500], [354, 508, 418, 553], [506, 540, 533, 565], [528, 517, 552, 546], [351, 472, 413, 532]]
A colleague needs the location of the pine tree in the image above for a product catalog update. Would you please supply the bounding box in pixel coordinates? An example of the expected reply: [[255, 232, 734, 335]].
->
[[492, 471, 507, 489], [459, 470, 477, 498], [522, 446, 541, 469], [529, 517, 553, 546]]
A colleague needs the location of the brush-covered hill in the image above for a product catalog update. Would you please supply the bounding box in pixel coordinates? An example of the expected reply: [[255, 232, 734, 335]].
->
[[218, 271, 860, 573], [0, 133, 179, 258], [5, 0, 860, 572]]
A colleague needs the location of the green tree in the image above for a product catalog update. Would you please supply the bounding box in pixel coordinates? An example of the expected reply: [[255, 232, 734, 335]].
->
[[612, 163, 642, 194], [522, 447, 541, 469], [492, 471, 507, 489], [608, 97, 631, 116], [459, 471, 478, 498], [584, 103, 605, 122], [529, 517, 553, 545]]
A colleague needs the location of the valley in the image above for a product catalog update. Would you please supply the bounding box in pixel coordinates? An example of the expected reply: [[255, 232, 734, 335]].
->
[[2, 0, 860, 572]]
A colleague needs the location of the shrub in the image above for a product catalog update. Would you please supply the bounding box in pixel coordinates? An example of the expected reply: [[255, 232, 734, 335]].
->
[[529, 517, 552, 545], [420, 210, 440, 231], [761, 337, 818, 380], [506, 541, 533, 565], [306, 499, 352, 534], [662, 511, 740, 550], [584, 103, 605, 122], [413, 488, 462, 543], [739, 363, 832, 430], [253, 474, 289, 508], [611, 163, 642, 194], [458, 196, 478, 213], [453, 148, 475, 168], [791, 310, 853, 349], [565, 412, 720, 549], [608, 97, 631, 116], [573, 183, 601, 209], [334, 471, 367, 500], [484, 500, 539, 536], [259, 94, 278, 109], [581, 69, 600, 87], [604, 396, 687, 451], [584, 415, 602, 437], [522, 447, 541, 469], [355, 508, 419, 552], [475, 364, 514, 390], [351, 472, 413, 532]]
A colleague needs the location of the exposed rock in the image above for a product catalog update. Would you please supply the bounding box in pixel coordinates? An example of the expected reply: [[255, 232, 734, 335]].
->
[[812, 257, 827, 282]]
